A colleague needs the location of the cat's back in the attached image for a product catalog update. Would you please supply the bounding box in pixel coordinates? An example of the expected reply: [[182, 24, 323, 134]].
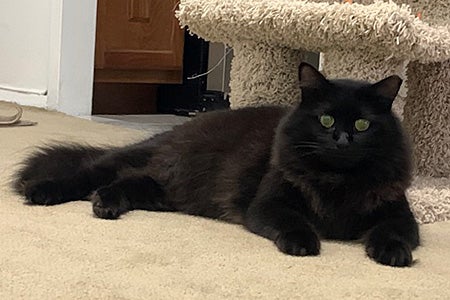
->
[[174, 105, 287, 144], [146, 106, 288, 221], [148, 105, 288, 152]]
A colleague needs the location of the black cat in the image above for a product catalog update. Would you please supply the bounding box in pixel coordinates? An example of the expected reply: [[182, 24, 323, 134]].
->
[[14, 63, 419, 267]]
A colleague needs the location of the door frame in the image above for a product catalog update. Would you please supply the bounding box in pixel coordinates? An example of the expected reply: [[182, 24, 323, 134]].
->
[[47, 0, 98, 116]]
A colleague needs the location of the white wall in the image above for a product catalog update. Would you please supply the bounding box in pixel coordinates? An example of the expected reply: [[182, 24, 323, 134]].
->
[[0, 0, 97, 116], [0, 0, 50, 96]]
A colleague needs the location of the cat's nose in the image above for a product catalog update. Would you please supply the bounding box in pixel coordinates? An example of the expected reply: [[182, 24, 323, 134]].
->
[[335, 132, 350, 148]]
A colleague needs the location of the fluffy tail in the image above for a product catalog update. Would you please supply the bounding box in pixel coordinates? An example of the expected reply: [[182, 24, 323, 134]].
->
[[13, 144, 109, 195]]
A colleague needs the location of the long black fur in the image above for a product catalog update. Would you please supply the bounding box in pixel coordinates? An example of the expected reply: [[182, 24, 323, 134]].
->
[[13, 63, 419, 267]]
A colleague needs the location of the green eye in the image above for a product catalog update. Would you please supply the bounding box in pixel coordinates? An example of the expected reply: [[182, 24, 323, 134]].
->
[[355, 119, 370, 131], [319, 115, 335, 128]]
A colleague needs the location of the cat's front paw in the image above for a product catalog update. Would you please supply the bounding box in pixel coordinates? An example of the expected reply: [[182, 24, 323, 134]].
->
[[91, 186, 130, 220], [275, 230, 320, 256], [366, 239, 412, 267], [24, 180, 64, 205]]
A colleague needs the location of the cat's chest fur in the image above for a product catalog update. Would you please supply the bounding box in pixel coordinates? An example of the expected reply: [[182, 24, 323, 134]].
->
[[295, 178, 378, 240]]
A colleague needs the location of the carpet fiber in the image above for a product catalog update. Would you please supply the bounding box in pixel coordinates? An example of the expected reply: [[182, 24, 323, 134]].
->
[[1, 104, 450, 299]]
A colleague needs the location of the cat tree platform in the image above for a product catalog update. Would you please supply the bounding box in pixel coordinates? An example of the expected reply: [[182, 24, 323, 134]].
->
[[176, 0, 450, 179]]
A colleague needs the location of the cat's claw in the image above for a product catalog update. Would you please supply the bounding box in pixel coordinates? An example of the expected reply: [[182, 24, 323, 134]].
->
[[366, 239, 413, 267], [275, 230, 320, 256]]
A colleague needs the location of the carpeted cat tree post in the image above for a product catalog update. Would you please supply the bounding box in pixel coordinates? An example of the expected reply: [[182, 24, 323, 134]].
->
[[177, 0, 450, 179], [319, 0, 450, 178]]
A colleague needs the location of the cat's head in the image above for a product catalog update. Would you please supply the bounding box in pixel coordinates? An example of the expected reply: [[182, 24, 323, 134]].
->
[[274, 63, 410, 178]]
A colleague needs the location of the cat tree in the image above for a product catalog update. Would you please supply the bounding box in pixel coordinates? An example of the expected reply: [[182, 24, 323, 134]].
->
[[176, 0, 450, 180]]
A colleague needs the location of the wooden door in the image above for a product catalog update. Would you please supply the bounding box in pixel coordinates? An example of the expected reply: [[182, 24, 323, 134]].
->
[[95, 0, 184, 84]]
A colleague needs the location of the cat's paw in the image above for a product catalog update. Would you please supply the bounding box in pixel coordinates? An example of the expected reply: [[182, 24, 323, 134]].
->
[[24, 180, 64, 205], [275, 230, 320, 256], [366, 239, 412, 267], [91, 186, 130, 220]]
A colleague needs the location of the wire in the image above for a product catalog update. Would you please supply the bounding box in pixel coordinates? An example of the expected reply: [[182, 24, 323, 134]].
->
[[187, 48, 233, 80]]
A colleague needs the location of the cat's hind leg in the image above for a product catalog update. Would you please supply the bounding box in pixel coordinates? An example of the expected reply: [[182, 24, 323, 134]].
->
[[18, 145, 151, 206], [90, 176, 169, 219], [22, 163, 117, 206], [15, 145, 107, 204]]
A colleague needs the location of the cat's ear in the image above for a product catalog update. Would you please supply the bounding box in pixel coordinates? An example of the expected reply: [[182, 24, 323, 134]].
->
[[370, 75, 403, 104], [298, 62, 328, 89]]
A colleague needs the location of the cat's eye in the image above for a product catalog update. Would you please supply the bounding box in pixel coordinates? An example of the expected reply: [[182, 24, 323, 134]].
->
[[355, 119, 370, 131], [319, 115, 335, 128]]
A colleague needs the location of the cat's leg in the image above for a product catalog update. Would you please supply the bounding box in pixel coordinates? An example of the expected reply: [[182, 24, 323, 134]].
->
[[365, 196, 419, 267], [24, 175, 96, 206], [245, 169, 320, 256], [90, 176, 169, 219], [23, 146, 151, 205]]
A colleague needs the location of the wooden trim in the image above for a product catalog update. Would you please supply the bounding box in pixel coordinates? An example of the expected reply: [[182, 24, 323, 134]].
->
[[94, 0, 107, 69], [94, 69, 182, 84], [171, 11, 184, 73], [104, 51, 180, 70]]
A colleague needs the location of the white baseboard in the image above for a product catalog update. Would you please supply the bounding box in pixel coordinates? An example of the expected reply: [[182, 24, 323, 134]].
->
[[0, 89, 48, 108]]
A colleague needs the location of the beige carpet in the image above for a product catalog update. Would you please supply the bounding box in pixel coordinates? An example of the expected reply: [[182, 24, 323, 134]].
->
[[1, 104, 450, 299]]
